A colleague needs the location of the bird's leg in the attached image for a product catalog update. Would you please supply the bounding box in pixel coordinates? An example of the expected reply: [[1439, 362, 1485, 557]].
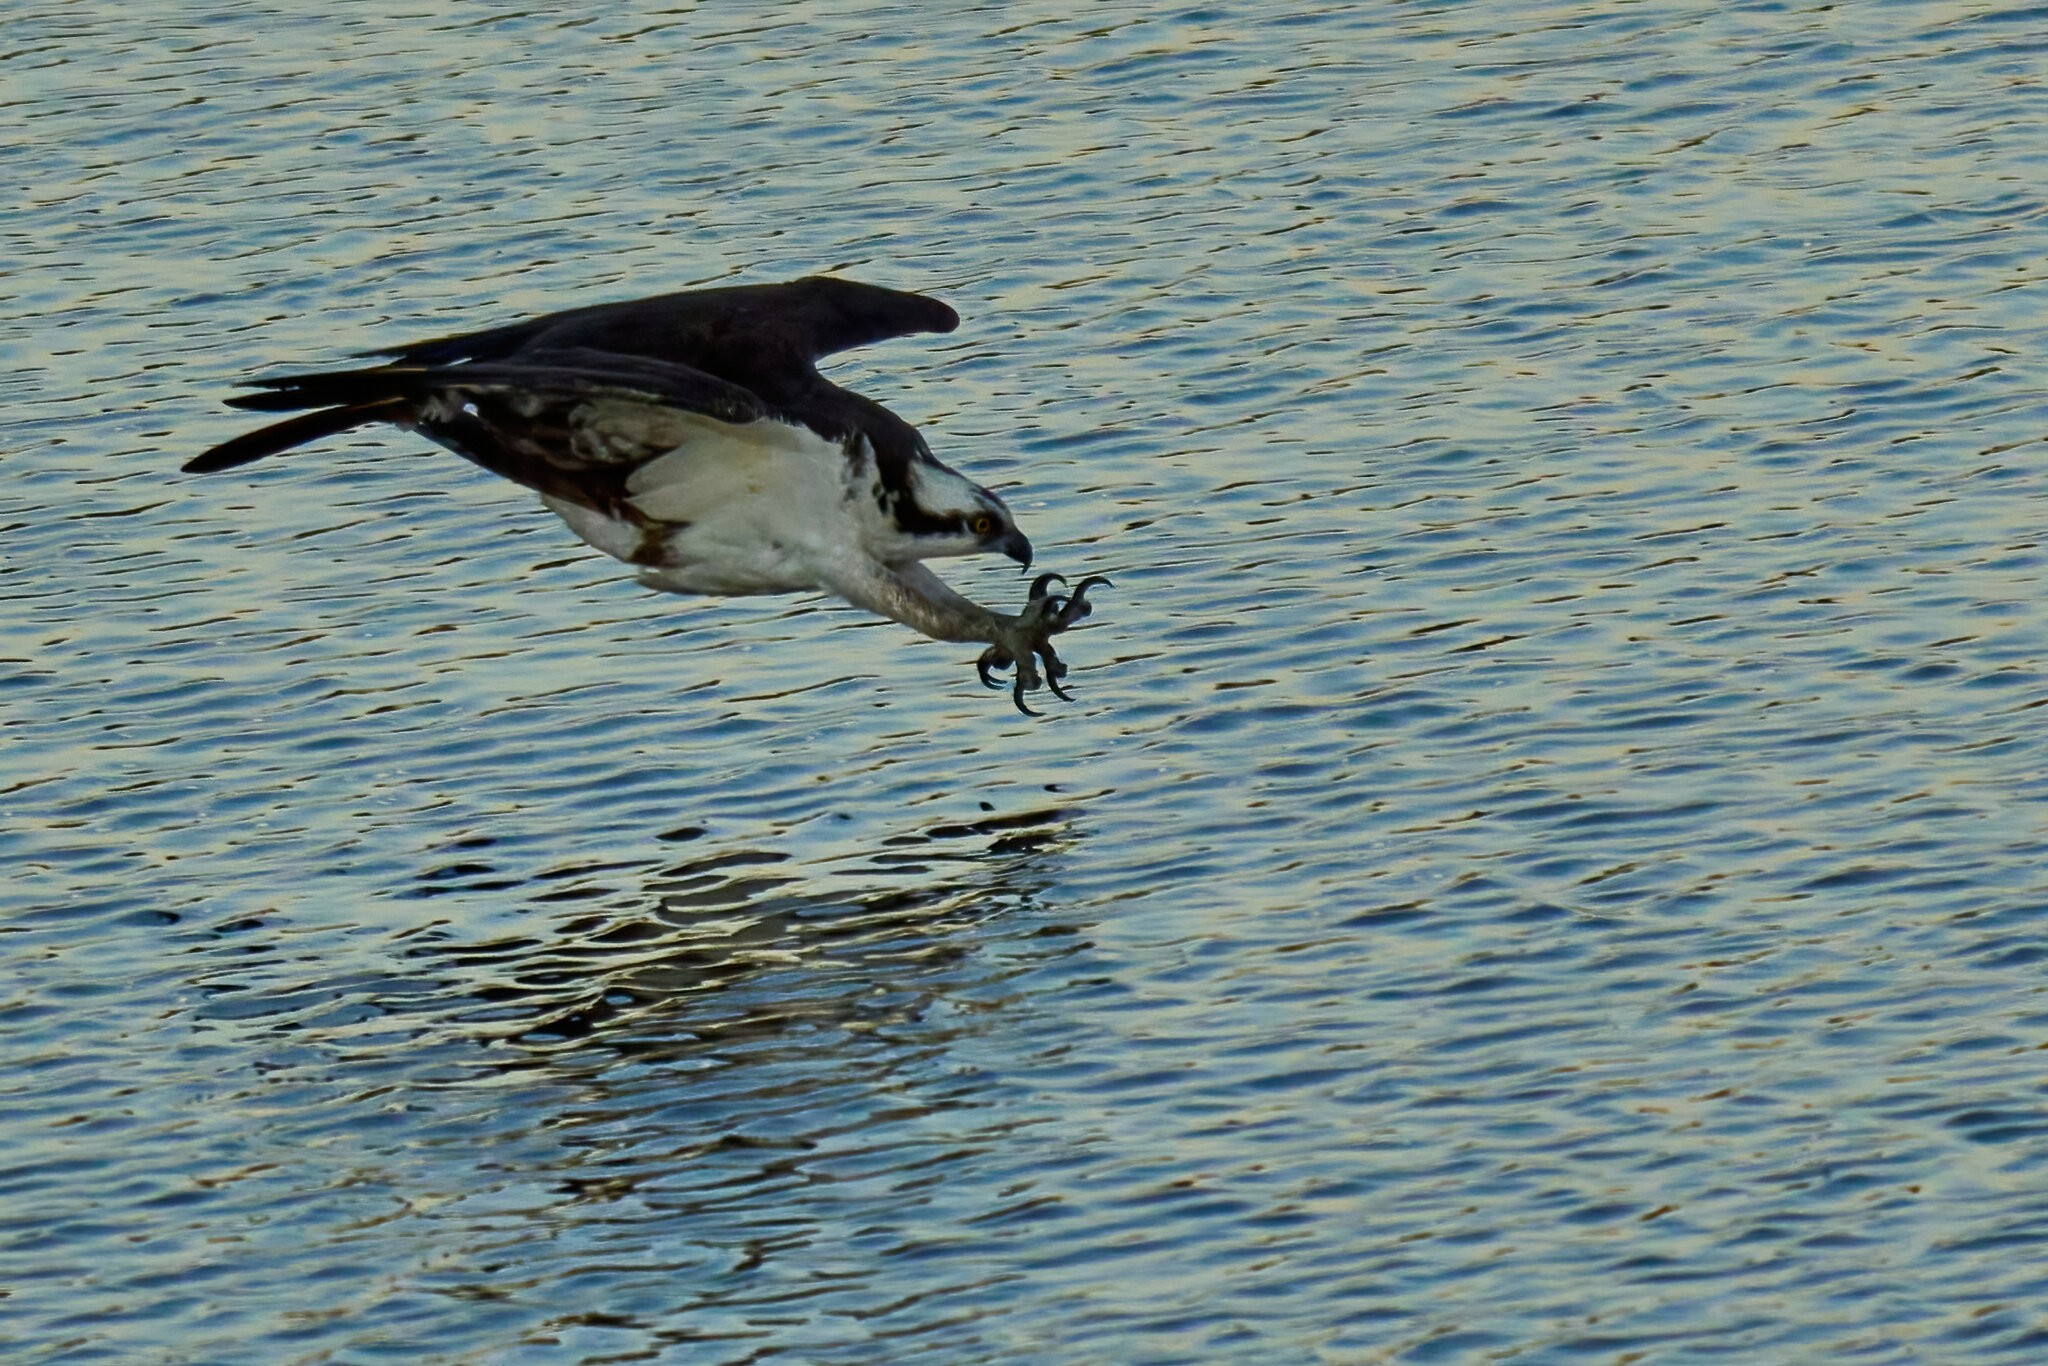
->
[[826, 558, 1109, 715], [976, 572, 1111, 715]]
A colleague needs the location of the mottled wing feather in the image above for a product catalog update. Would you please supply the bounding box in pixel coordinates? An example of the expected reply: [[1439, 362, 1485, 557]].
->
[[201, 353, 781, 513], [394, 361, 776, 516]]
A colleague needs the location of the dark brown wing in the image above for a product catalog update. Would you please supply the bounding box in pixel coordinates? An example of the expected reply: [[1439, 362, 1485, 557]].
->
[[188, 277, 960, 504], [374, 275, 959, 407], [184, 351, 766, 511]]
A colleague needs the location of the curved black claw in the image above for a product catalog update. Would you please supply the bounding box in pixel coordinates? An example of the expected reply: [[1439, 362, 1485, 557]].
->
[[1053, 576, 1111, 630], [1035, 641, 1075, 702], [977, 646, 1014, 690], [1011, 671, 1041, 717], [1028, 572, 1068, 604]]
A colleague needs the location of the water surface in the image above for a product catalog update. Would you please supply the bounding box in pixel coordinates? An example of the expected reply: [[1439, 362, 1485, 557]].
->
[[8, 1, 2048, 1361]]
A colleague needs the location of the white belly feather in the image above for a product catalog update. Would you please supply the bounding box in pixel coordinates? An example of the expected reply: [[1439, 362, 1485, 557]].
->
[[540, 409, 871, 597]]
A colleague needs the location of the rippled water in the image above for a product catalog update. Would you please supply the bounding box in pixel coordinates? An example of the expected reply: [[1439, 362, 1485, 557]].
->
[[9, 1, 2048, 1360]]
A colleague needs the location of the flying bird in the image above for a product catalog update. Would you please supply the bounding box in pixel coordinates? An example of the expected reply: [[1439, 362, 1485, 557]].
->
[[185, 275, 1105, 713]]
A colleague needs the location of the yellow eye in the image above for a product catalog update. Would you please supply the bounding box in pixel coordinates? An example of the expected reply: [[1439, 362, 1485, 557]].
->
[[969, 513, 998, 537]]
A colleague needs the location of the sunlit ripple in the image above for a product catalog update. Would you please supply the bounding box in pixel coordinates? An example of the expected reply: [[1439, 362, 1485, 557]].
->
[[7, 0, 2048, 1360]]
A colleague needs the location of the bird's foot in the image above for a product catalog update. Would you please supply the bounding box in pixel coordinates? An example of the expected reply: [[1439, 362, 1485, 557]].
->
[[977, 573, 1110, 716]]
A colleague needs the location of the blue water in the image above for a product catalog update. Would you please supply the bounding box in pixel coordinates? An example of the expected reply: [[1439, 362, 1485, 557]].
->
[[8, 1, 2048, 1360]]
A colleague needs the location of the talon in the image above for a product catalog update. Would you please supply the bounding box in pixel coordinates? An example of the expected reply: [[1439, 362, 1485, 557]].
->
[[978, 572, 1109, 715], [1054, 575, 1111, 629], [1010, 651, 1044, 715], [1035, 642, 1074, 701]]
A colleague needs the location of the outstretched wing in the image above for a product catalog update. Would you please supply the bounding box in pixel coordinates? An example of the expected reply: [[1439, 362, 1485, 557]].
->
[[372, 275, 960, 407], [222, 348, 765, 422], [187, 277, 959, 490], [184, 350, 767, 506]]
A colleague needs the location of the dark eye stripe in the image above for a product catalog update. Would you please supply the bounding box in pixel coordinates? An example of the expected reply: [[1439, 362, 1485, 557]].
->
[[889, 497, 998, 539], [890, 501, 967, 537]]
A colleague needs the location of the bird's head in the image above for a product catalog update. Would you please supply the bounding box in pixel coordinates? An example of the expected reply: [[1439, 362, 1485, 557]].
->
[[878, 461, 1033, 569]]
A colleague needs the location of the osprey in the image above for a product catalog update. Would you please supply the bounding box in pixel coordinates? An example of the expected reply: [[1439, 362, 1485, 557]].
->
[[186, 275, 1105, 713]]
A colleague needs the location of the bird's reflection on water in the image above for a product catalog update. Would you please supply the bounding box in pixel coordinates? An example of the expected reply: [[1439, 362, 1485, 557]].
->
[[171, 801, 1101, 1335], [413, 802, 1092, 1058], [182, 799, 1098, 1091]]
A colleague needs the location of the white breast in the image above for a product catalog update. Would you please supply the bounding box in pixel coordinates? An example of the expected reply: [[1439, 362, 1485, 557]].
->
[[540, 410, 876, 597]]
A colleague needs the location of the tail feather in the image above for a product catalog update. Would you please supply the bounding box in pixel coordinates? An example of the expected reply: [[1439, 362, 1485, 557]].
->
[[184, 399, 409, 474], [224, 366, 429, 413]]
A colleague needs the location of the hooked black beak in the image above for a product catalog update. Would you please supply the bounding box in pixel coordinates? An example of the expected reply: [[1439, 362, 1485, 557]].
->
[[1000, 530, 1034, 570]]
